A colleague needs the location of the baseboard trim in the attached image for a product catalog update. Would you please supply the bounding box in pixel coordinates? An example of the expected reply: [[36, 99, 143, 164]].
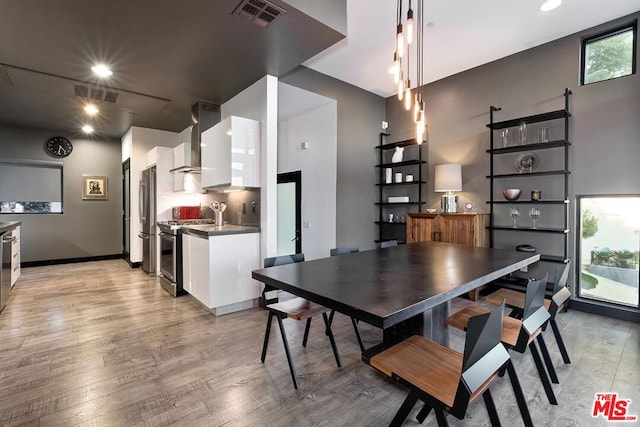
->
[[22, 254, 124, 268], [570, 298, 640, 324]]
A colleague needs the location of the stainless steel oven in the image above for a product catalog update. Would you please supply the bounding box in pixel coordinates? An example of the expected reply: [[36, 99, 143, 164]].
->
[[159, 230, 177, 286], [157, 219, 214, 297]]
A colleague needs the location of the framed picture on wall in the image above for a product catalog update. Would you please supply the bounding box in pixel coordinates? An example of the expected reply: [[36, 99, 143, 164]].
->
[[82, 175, 108, 200]]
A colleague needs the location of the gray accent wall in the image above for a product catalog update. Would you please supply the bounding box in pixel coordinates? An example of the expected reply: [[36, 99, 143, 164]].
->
[[281, 66, 386, 250], [385, 13, 640, 286], [0, 124, 122, 262]]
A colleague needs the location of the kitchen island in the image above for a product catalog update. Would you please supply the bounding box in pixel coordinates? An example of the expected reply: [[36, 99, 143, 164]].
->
[[182, 224, 260, 315]]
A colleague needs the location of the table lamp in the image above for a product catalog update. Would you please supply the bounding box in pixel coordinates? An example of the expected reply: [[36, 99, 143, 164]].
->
[[434, 164, 462, 213]]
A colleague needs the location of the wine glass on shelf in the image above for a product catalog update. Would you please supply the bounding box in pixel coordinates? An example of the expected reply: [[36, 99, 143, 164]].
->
[[529, 207, 540, 229], [509, 208, 520, 228]]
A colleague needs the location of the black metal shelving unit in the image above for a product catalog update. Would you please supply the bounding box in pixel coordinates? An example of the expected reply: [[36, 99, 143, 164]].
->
[[486, 88, 572, 265], [375, 133, 426, 244]]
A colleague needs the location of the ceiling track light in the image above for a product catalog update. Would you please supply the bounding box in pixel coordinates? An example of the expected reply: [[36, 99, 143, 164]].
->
[[82, 124, 94, 134], [91, 64, 113, 78], [540, 0, 562, 12], [84, 104, 99, 115]]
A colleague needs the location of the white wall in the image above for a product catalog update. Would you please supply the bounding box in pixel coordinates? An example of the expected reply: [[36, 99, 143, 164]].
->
[[278, 101, 337, 260], [221, 75, 278, 261]]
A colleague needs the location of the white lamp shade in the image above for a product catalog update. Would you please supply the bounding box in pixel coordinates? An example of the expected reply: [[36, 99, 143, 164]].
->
[[434, 164, 462, 192]]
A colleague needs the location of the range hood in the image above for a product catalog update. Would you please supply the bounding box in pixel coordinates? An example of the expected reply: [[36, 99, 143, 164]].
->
[[170, 102, 221, 173]]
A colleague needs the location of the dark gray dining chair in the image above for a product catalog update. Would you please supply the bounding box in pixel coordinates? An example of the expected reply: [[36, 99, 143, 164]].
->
[[260, 253, 341, 389], [329, 247, 360, 256], [260, 253, 305, 307]]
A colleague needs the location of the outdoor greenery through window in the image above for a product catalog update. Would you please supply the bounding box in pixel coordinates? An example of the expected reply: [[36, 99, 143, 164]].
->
[[581, 22, 637, 85], [577, 196, 640, 308]]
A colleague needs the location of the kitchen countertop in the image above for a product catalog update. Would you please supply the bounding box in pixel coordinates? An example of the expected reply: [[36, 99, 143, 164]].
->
[[0, 221, 21, 234], [183, 224, 260, 238]]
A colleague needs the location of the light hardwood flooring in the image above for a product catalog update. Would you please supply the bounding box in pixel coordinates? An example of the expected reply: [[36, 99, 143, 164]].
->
[[0, 259, 638, 426]]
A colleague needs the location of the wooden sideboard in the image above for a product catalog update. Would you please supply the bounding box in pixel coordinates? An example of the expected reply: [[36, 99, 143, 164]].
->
[[407, 213, 490, 299]]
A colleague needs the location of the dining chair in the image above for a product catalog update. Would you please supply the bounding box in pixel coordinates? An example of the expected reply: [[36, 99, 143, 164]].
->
[[484, 261, 572, 365], [370, 303, 533, 427], [260, 254, 341, 389], [380, 240, 398, 248], [446, 276, 559, 406], [259, 253, 305, 307], [329, 247, 365, 353], [329, 246, 360, 256]]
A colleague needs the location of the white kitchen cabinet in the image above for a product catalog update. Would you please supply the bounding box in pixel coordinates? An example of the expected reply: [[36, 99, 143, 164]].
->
[[201, 116, 260, 189], [184, 232, 261, 315], [10, 226, 20, 287]]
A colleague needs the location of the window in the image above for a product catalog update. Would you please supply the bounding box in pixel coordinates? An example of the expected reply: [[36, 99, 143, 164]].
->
[[576, 195, 640, 308], [0, 159, 63, 214], [581, 22, 637, 85]]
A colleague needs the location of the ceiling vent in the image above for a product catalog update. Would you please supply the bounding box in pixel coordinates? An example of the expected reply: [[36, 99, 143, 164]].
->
[[233, 0, 286, 28], [74, 84, 119, 103]]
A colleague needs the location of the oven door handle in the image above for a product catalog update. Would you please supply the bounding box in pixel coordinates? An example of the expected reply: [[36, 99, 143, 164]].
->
[[159, 232, 176, 239]]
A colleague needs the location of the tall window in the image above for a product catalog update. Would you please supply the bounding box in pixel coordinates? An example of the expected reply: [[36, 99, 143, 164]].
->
[[581, 22, 637, 85], [577, 196, 640, 308]]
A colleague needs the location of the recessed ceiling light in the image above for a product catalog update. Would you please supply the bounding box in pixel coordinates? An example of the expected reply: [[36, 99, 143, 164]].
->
[[84, 104, 99, 115], [91, 64, 113, 78], [540, 0, 562, 12], [82, 124, 94, 134]]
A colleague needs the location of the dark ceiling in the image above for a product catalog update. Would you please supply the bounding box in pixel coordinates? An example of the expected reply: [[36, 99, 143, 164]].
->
[[0, 0, 345, 139]]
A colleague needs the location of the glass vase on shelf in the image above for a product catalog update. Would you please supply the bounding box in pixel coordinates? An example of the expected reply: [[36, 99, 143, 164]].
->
[[500, 129, 509, 148], [519, 122, 527, 145]]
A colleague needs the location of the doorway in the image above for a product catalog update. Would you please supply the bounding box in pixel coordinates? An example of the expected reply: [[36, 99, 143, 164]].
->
[[576, 195, 640, 309], [122, 159, 131, 265], [277, 171, 301, 255]]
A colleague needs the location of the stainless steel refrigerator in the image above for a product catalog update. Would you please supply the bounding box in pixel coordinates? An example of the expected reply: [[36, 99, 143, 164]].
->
[[139, 166, 156, 276]]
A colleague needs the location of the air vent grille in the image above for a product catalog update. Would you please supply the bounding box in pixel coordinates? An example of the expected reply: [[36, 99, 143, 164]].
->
[[233, 0, 285, 28], [74, 84, 119, 103]]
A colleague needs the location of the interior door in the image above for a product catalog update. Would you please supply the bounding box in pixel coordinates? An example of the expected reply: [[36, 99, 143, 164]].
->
[[277, 171, 301, 255], [122, 159, 131, 263]]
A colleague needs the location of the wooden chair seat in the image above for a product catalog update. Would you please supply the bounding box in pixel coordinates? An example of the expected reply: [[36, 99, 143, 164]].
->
[[485, 288, 556, 311], [371, 335, 498, 408], [445, 305, 540, 348], [267, 297, 330, 320]]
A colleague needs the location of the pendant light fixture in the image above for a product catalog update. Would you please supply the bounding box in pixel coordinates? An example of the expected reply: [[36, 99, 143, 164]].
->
[[391, 0, 426, 143]]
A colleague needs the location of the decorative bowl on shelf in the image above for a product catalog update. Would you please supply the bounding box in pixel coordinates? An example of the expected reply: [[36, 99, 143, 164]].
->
[[426, 208, 437, 214], [502, 188, 521, 200]]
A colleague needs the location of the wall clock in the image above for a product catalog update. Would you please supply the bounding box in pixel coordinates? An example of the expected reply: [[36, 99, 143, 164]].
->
[[45, 136, 73, 158]]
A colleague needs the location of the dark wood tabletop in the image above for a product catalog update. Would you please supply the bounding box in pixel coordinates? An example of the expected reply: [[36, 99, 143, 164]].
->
[[252, 241, 540, 330]]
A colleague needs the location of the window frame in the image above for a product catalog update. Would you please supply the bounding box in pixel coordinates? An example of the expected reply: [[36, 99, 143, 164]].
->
[[580, 21, 637, 86]]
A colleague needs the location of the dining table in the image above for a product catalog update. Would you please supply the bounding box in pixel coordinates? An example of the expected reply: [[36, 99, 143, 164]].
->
[[251, 241, 540, 349]]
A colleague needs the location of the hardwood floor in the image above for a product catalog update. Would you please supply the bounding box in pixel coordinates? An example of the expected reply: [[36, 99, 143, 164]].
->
[[0, 259, 638, 426]]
